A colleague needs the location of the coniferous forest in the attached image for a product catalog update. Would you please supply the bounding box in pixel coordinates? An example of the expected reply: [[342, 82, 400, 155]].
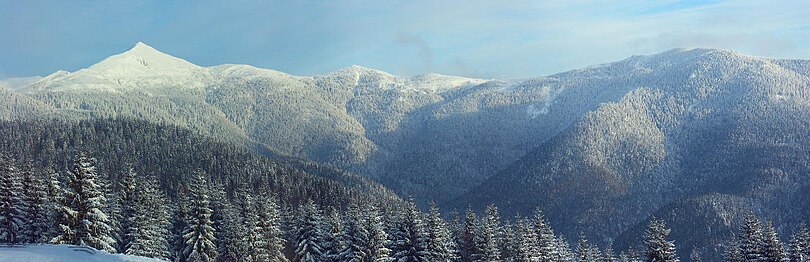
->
[[0, 119, 808, 262]]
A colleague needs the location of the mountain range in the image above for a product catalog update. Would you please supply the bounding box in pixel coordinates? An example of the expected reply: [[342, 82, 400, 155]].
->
[[3, 42, 808, 259]]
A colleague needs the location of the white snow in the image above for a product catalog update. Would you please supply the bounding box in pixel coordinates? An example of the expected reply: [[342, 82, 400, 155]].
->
[[0, 76, 42, 90], [0, 244, 163, 262], [22, 42, 212, 93]]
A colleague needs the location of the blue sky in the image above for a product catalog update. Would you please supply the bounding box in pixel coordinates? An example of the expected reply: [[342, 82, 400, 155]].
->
[[1, 0, 809, 79]]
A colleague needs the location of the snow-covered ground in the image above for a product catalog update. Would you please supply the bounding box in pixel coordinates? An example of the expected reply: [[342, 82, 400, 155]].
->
[[0, 244, 163, 262]]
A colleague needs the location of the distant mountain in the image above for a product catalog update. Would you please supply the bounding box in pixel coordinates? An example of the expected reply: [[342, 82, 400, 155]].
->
[[449, 48, 810, 258], [4, 44, 809, 258]]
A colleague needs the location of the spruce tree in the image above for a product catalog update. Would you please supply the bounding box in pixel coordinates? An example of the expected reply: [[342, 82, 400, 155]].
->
[[183, 170, 218, 262], [761, 219, 787, 262], [50, 153, 117, 252], [366, 205, 391, 262], [643, 217, 678, 262], [294, 199, 327, 262], [724, 235, 743, 262], [513, 218, 538, 262], [324, 207, 346, 261], [425, 202, 458, 261], [126, 178, 171, 260], [44, 168, 63, 241], [340, 203, 370, 261], [0, 154, 24, 244], [460, 208, 479, 262], [533, 209, 558, 261], [21, 162, 49, 243], [117, 167, 138, 251], [741, 214, 765, 261], [253, 195, 287, 262], [171, 192, 191, 262], [553, 235, 575, 262], [788, 222, 810, 262], [476, 204, 501, 262], [390, 200, 428, 262]]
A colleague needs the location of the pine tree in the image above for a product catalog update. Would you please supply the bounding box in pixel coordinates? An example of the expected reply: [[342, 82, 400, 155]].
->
[[126, 178, 171, 260], [0, 154, 24, 244], [50, 153, 117, 252], [761, 219, 787, 262], [723, 235, 743, 262], [533, 209, 558, 261], [577, 234, 600, 262], [183, 170, 218, 262], [340, 203, 370, 261], [117, 167, 138, 252], [476, 204, 501, 262], [788, 223, 810, 262], [324, 207, 345, 261], [44, 168, 63, 241], [425, 202, 458, 261], [21, 162, 49, 243], [512, 218, 537, 262], [171, 192, 191, 262], [208, 185, 231, 262], [459, 208, 479, 262], [390, 200, 428, 262], [554, 235, 575, 262], [294, 199, 327, 262], [602, 243, 617, 262], [253, 194, 287, 262], [366, 205, 391, 262], [500, 221, 518, 261], [643, 217, 678, 262], [741, 214, 765, 262]]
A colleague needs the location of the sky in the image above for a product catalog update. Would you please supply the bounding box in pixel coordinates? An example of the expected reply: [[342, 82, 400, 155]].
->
[[1, 0, 809, 79]]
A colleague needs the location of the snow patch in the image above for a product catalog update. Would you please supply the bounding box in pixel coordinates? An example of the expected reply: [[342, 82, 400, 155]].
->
[[0, 244, 162, 262]]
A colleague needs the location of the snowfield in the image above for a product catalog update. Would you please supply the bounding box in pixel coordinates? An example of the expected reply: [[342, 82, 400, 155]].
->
[[0, 244, 163, 262]]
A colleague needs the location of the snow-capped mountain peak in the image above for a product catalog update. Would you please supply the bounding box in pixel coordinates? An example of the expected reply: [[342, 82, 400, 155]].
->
[[23, 42, 210, 93], [86, 42, 201, 76]]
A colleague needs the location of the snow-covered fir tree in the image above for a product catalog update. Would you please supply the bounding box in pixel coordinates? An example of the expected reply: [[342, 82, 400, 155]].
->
[[553, 235, 575, 262], [425, 202, 458, 261], [740, 214, 765, 262], [208, 184, 232, 262], [476, 204, 501, 262], [183, 170, 218, 262], [390, 200, 428, 262], [324, 206, 346, 261], [577, 233, 601, 262], [366, 205, 391, 262], [499, 221, 518, 261], [340, 203, 371, 261], [50, 153, 117, 252], [643, 217, 678, 262], [294, 199, 327, 262], [20, 163, 49, 243], [724, 235, 744, 262], [253, 194, 287, 262], [0, 154, 24, 244], [761, 219, 787, 262], [533, 209, 558, 261], [126, 177, 171, 260], [460, 208, 479, 262], [171, 192, 191, 262], [117, 167, 138, 251], [788, 223, 810, 262], [44, 168, 63, 241], [512, 218, 538, 262]]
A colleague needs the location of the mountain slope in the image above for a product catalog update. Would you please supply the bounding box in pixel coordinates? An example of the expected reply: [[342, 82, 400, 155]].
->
[[450, 49, 810, 257]]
